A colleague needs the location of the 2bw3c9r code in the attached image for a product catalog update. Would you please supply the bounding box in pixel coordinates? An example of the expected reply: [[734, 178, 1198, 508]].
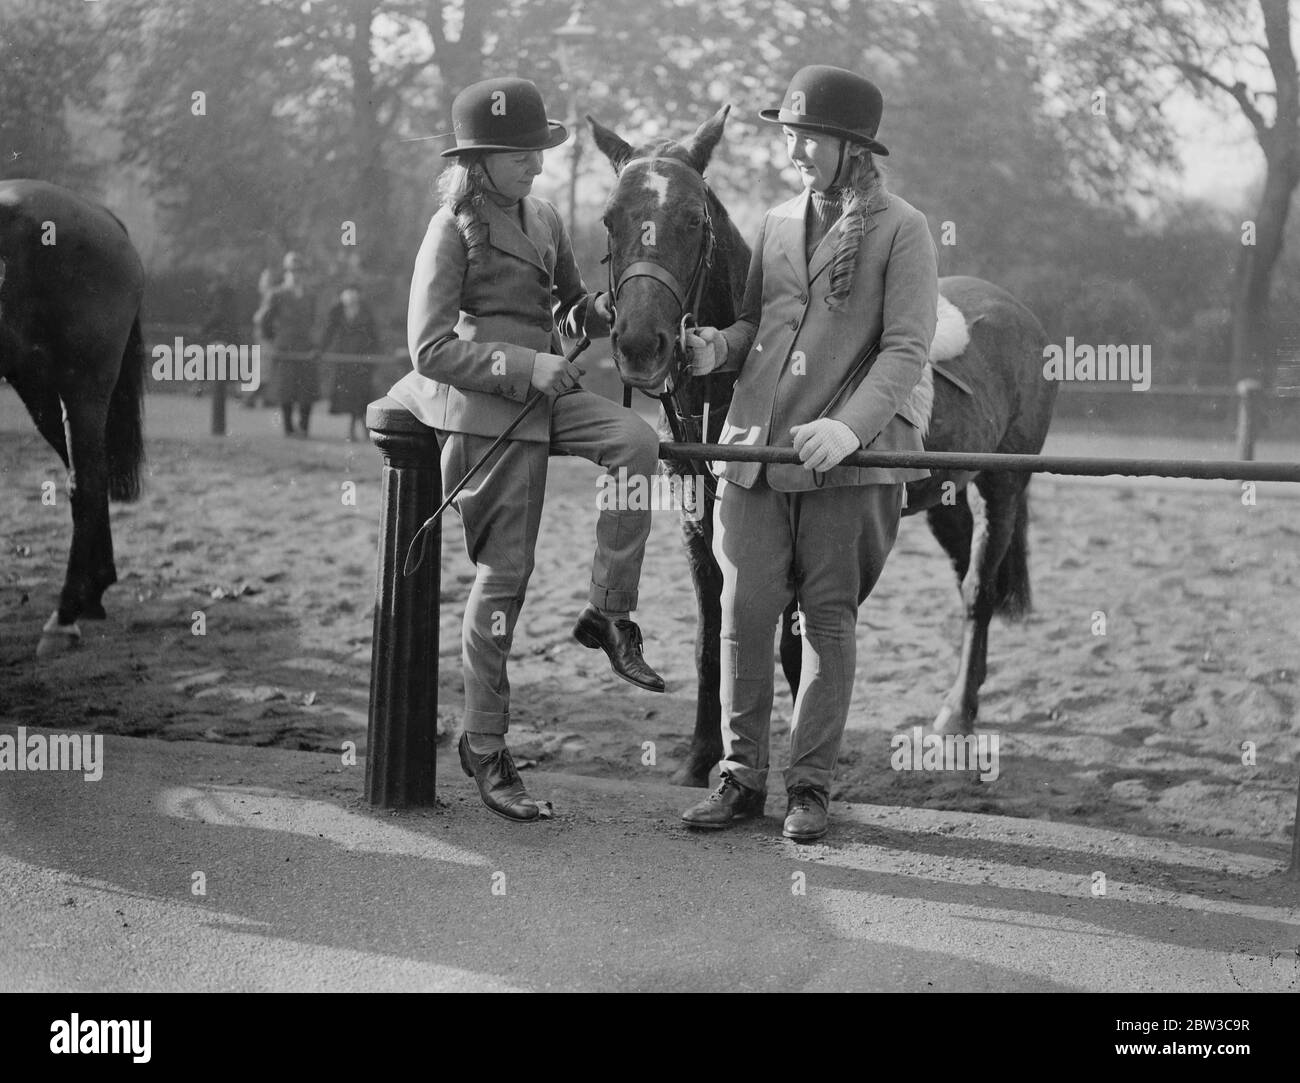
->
[[1116, 1020, 1251, 1033]]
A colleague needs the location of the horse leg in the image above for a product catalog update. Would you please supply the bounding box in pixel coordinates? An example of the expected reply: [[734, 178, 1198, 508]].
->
[[7, 371, 83, 655], [6, 366, 69, 466], [671, 513, 724, 787], [778, 600, 802, 698], [932, 475, 1022, 734], [41, 392, 115, 648]]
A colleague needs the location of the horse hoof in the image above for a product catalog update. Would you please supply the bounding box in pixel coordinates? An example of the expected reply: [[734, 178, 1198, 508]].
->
[[932, 704, 976, 736], [37, 628, 82, 657], [670, 764, 713, 788]]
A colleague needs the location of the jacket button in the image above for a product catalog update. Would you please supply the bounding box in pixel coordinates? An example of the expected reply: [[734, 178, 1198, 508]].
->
[[798, 293, 808, 304], [789, 318, 799, 330]]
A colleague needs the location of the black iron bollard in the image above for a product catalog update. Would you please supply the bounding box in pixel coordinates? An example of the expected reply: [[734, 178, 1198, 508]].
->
[[210, 379, 227, 436], [365, 396, 441, 808]]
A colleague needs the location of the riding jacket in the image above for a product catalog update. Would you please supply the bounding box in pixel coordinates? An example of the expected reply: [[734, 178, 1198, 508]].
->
[[389, 194, 608, 442], [716, 187, 938, 490]]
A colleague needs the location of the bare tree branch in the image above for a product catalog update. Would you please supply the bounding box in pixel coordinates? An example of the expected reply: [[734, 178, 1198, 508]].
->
[[1172, 59, 1269, 134]]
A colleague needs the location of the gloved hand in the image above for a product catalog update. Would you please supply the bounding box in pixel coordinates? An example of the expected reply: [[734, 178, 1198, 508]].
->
[[790, 418, 859, 472], [685, 327, 727, 376], [531, 352, 584, 396], [592, 291, 614, 323]]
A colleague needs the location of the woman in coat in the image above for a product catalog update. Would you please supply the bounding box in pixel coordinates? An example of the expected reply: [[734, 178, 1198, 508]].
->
[[322, 284, 380, 441], [245, 266, 280, 409], [254, 251, 321, 436], [388, 77, 664, 823], [682, 66, 938, 841]]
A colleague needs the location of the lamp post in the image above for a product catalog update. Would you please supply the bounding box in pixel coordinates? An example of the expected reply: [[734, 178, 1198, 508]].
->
[[554, 5, 597, 234]]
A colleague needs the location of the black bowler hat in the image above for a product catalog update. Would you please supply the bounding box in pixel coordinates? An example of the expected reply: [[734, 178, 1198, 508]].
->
[[759, 65, 890, 156], [440, 77, 568, 158]]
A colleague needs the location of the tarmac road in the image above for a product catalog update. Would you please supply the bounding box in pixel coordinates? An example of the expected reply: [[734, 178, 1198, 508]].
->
[[1, 725, 1297, 993]]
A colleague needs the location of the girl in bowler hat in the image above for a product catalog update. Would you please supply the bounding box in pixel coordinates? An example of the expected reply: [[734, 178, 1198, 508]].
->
[[682, 65, 939, 840], [387, 77, 665, 823]]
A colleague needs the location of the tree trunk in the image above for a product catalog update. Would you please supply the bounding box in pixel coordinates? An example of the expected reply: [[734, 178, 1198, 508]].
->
[[1231, 0, 1300, 385], [425, 0, 489, 96], [1232, 149, 1299, 383], [348, 0, 394, 273]]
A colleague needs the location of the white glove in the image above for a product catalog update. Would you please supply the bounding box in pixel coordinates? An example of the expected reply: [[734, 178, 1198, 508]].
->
[[685, 327, 727, 375], [790, 418, 860, 472]]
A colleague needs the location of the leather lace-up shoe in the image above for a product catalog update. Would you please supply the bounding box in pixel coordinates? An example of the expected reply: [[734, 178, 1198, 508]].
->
[[783, 785, 829, 841], [572, 604, 665, 692], [458, 733, 540, 822], [681, 772, 766, 829]]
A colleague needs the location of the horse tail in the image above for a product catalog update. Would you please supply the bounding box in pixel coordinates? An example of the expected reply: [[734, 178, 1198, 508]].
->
[[106, 312, 146, 502], [992, 481, 1032, 620]]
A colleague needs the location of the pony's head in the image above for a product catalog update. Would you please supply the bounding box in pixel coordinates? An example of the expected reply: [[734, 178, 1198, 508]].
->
[[590, 107, 730, 391]]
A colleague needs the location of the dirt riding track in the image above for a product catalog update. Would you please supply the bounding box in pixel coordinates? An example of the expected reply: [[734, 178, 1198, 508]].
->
[[2, 387, 1299, 866]]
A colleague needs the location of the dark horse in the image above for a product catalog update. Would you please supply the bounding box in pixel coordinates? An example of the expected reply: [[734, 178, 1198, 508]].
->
[[590, 109, 1058, 787], [0, 179, 146, 656]]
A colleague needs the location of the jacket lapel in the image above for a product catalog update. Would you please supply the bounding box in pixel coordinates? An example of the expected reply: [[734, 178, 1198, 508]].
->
[[775, 190, 810, 295], [808, 188, 885, 286], [520, 198, 556, 273], [482, 197, 549, 274]]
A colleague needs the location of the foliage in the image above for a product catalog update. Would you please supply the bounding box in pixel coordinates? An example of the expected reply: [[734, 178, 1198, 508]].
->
[[1, 0, 1271, 381], [0, 0, 105, 187]]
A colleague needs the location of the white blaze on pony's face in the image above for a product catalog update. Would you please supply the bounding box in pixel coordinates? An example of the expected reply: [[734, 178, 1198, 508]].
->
[[643, 163, 670, 208]]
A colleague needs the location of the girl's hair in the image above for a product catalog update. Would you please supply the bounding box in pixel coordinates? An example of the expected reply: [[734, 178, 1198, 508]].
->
[[825, 148, 888, 309], [437, 155, 489, 261]]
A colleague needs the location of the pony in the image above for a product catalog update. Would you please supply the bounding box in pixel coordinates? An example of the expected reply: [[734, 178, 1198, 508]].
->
[[0, 179, 147, 657], [590, 109, 1058, 787]]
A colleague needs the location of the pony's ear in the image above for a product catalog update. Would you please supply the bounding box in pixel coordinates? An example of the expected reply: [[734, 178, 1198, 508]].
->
[[587, 116, 634, 173], [683, 105, 731, 174]]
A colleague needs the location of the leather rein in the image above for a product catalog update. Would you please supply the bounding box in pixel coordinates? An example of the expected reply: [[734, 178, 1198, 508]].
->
[[603, 166, 720, 498]]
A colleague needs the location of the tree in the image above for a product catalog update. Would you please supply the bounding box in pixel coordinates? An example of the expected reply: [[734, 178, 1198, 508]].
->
[[0, 0, 104, 187], [1034, 0, 1299, 385]]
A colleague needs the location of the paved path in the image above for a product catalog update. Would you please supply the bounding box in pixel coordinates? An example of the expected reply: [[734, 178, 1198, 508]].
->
[[2, 725, 1297, 992]]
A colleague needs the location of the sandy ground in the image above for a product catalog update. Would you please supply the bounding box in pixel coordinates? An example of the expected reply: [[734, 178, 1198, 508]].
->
[[2, 383, 1299, 862]]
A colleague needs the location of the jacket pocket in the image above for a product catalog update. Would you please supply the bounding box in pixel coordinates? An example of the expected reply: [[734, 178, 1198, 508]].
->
[[893, 400, 921, 428]]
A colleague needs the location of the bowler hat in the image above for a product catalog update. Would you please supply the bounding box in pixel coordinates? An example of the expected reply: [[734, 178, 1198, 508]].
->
[[760, 65, 890, 156], [440, 77, 568, 158]]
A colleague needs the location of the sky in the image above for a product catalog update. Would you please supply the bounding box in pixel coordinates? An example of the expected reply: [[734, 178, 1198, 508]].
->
[[1169, 94, 1262, 211]]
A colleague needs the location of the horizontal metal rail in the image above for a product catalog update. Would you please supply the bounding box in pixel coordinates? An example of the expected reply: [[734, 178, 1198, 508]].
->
[[268, 350, 406, 366], [658, 441, 1300, 483]]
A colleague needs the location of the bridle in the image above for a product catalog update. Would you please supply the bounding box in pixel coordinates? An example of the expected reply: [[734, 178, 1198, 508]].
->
[[603, 157, 720, 498]]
